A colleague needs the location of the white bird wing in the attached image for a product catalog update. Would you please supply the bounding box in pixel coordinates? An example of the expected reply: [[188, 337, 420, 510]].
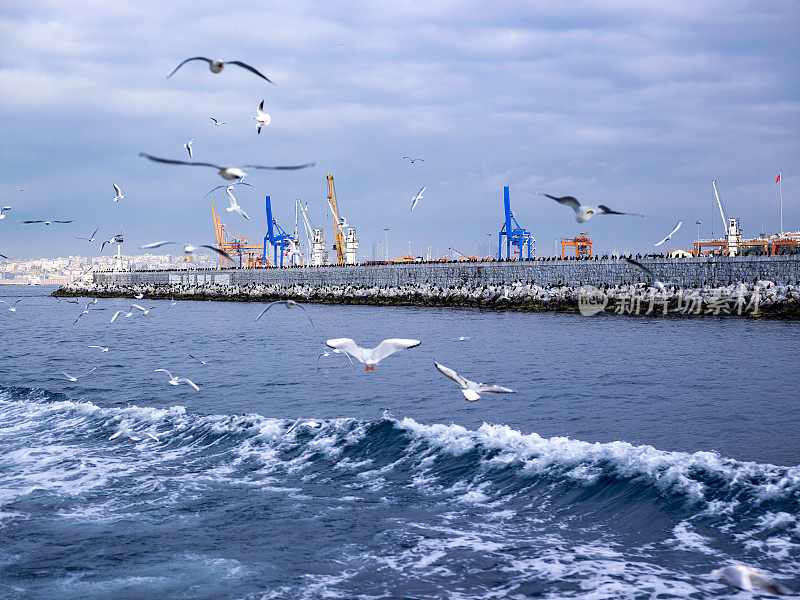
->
[[140, 241, 178, 250], [462, 388, 481, 402], [132, 304, 146, 311], [113, 184, 121, 196], [61, 371, 74, 380], [748, 571, 793, 595], [154, 368, 173, 379], [477, 383, 515, 394], [108, 430, 123, 440], [542, 194, 581, 212], [81, 366, 98, 377], [654, 220, 683, 246], [326, 338, 370, 364], [88, 345, 104, 350], [110, 310, 121, 323], [370, 339, 421, 362], [434, 361, 469, 388], [177, 378, 200, 391]]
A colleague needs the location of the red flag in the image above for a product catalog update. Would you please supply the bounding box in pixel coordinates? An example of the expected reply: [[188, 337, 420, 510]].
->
[[776, 173, 781, 183]]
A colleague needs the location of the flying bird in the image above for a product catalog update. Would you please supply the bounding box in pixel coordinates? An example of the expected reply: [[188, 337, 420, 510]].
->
[[539, 193, 642, 223], [76, 227, 100, 242], [154, 369, 200, 391], [61, 366, 97, 382], [317, 349, 353, 365], [255, 99, 271, 134], [131, 303, 155, 317], [0, 299, 22, 312], [202, 181, 253, 199], [434, 361, 515, 402], [88, 345, 110, 352], [167, 57, 275, 85], [654, 220, 683, 247], [139, 153, 314, 181], [188, 353, 206, 365], [410, 186, 426, 211], [0, 206, 11, 220], [713, 566, 793, 595], [403, 157, 423, 163], [224, 186, 249, 220], [110, 310, 122, 323], [0, 253, 7, 259], [210, 117, 226, 126], [100, 236, 118, 252], [183, 138, 195, 158], [22, 220, 73, 225], [113, 184, 124, 202], [255, 299, 314, 326], [325, 338, 421, 371], [140, 240, 234, 263], [623, 257, 679, 292]]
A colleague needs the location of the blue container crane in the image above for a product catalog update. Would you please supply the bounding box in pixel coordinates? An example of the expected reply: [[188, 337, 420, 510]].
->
[[497, 186, 534, 260], [264, 195, 293, 268]]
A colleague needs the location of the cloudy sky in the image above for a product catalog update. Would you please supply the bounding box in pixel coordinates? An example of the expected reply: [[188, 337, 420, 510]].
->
[[0, 0, 798, 260]]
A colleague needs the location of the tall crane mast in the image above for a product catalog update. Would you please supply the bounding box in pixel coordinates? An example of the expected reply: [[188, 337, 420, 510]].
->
[[327, 173, 345, 266], [296, 199, 314, 262], [711, 179, 741, 256], [712, 179, 729, 235]]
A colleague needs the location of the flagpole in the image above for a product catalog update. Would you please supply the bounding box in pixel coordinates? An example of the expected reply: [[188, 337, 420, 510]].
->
[[779, 175, 783, 234]]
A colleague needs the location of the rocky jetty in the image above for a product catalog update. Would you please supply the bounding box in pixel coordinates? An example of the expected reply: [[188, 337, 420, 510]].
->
[[54, 279, 800, 318]]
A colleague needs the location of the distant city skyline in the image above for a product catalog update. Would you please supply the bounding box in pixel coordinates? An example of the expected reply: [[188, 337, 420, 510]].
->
[[0, 2, 798, 262]]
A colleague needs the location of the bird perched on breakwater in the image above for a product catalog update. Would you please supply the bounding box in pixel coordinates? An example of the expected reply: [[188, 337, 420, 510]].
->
[[256, 300, 314, 326], [434, 361, 515, 401], [139, 153, 314, 181], [167, 57, 275, 84], [713, 565, 793, 595], [326, 338, 421, 371], [539, 193, 642, 223], [255, 99, 271, 134], [654, 220, 682, 246]]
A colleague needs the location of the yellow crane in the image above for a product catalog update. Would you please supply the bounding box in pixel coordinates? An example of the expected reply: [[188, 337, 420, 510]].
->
[[326, 173, 345, 266]]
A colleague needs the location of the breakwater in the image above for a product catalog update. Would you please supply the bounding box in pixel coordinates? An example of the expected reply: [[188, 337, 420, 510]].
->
[[54, 255, 800, 318]]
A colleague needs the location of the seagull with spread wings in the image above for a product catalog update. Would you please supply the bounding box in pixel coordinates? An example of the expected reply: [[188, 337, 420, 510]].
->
[[256, 300, 314, 326], [623, 257, 679, 292], [22, 219, 73, 226], [167, 57, 275, 84], [113, 184, 124, 202], [154, 369, 200, 391], [410, 186, 426, 211], [183, 138, 195, 158], [434, 361, 515, 402], [76, 227, 100, 242], [654, 220, 683, 247], [326, 338, 421, 371], [139, 153, 314, 181], [539, 193, 642, 223], [255, 99, 271, 134], [140, 240, 234, 263]]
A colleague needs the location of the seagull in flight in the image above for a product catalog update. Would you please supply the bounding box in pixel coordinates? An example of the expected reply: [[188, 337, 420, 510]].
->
[[403, 157, 423, 163], [317, 348, 354, 364], [139, 153, 314, 181], [0, 206, 11, 220], [255, 300, 314, 326], [154, 369, 200, 391], [623, 257, 679, 292], [131, 303, 155, 317], [183, 138, 195, 158], [326, 338, 421, 371], [61, 366, 97, 382], [22, 219, 73, 226], [188, 353, 206, 365], [76, 227, 100, 242], [210, 117, 226, 126], [255, 99, 271, 134], [110, 310, 122, 323], [113, 184, 124, 202], [0, 299, 22, 312], [167, 57, 275, 85], [100, 236, 118, 252], [202, 181, 253, 199], [140, 241, 234, 263], [539, 193, 642, 223], [434, 361, 515, 402], [410, 186, 426, 211], [224, 186, 249, 220], [713, 566, 793, 595], [88, 345, 110, 352], [654, 220, 683, 247]]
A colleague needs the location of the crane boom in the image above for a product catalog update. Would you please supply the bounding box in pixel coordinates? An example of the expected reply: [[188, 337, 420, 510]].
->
[[712, 180, 729, 235], [327, 173, 345, 266], [448, 247, 468, 259], [296, 199, 314, 263]]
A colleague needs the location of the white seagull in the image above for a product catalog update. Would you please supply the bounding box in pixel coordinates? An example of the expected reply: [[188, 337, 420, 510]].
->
[[623, 257, 679, 292], [113, 184, 124, 202], [539, 193, 642, 223], [326, 338, 421, 371], [188, 353, 206, 365], [22, 219, 73, 226], [131, 303, 155, 317], [154, 369, 200, 391], [713, 566, 793, 595], [61, 366, 97, 382], [183, 138, 195, 158], [140, 241, 234, 263], [202, 181, 253, 200], [256, 300, 314, 326], [210, 117, 226, 126], [1, 299, 22, 312], [410, 186, 426, 211], [654, 220, 683, 247], [255, 99, 271, 134], [88, 345, 110, 352], [225, 186, 250, 220], [76, 227, 100, 242], [434, 361, 515, 402], [167, 57, 275, 84], [0, 206, 11, 220], [110, 310, 122, 323], [139, 153, 314, 181]]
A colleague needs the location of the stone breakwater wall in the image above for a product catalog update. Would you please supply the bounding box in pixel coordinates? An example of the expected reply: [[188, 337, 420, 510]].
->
[[50, 256, 800, 318]]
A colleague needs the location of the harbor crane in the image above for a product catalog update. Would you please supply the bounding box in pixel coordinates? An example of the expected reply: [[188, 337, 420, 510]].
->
[[712, 180, 741, 256], [497, 186, 534, 260], [264, 195, 295, 268], [327, 173, 345, 266]]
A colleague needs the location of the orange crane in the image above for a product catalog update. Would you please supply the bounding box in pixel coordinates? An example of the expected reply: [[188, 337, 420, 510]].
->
[[326, 173, 345, 266], [560, 233, 592, 258], [212, 202, 266, 268]]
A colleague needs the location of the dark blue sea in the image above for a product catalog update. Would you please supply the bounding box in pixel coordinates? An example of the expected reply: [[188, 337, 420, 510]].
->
[[0, 285, 798, 599]]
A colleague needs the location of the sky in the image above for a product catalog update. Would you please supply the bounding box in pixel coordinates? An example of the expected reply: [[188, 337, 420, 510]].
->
[[0, 0, 798, 260]]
